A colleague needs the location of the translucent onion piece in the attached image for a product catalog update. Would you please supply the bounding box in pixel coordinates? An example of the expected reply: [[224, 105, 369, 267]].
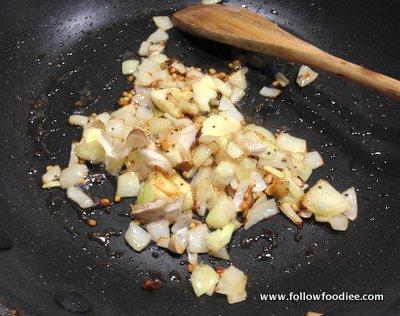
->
[[125, 222, 151, 251], [191, 265, 219, 297], [244, 196, 278, 229], [276, 133, 307, 153], [188, 224, 209, 253], [116, 172, 140, 198], [69, 115, 88, 127], [259, 86, 281, 99], [205, 223, 235, 252], [59, 164, 88, 189], [215, 266, 247, 304], [122, 59, 139, 75], [152, 16, 174, 30], [251, 171, 267, 193], [146, 219, 170, 242], [342, 187, 358, 220], [140, 148, 173, 174], [42, 165, 61, 184], [305, 151, 324, 169], [147, 29, 169, 44], [66, 187, 94, 209], [297, 65, 318, 87], [328, 214, 349, 231]]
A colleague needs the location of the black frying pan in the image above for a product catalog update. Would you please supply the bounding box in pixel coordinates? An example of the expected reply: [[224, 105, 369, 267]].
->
[[1, 0, 399, 315]]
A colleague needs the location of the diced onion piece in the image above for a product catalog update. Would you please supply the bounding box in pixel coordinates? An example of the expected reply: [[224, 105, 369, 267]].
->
[[251, 171, 267, 193], [125, 222, 151, 251], [42, 165, 61, 184], [276, 133, 307, 153], [116, 171, 140, 198], [104, 155, 124, 174], [192, 75, 217, 112], [213, 77, 232, 97], [280, 203, 303, 226], [152, 16, 173, 31], [297, 65, 318, 87], [69, 142, 79, 166], [328, 214, 349, 231], [147, 118, 173, 134], [146, 219, 170, 242], [106, 118, 125, 139], [215, 266, 247, 304], [226, 141, 244, 159], [147, 29, 169, 43], [191, 265, 219, 297], [138, 41, 151, 56], [205, 223, 235, 252], [148, 44, 165, 55], [188, 224, 209, 253], [66, 187, 94, 209], [305, 151, 324, 169], [215, 160, 236, 179], [193, 144, 213, 167], [42, 180, 61, 189], [150, 88, 183, 118], [233, 181, 249, 207], [274, 72, 289, 87], [245, 196, 278, 229], [96, 112, 111, 124], [302, 180, 351, 218], [342, 187, 358, 220], [219, 96, 244, 121], [59, 164, 88, 189], [140, 148, 172, 174], [228, 68, 247, 90], [209, 247, 230, 260], [69, 115, 88, 127], [263, 165, 284, 178], [135, 182, 156, 205], [230, 86, 245, 104], [259, 86, 281, 99], [206, 194, 237, 229], [122, 59, 139, 75], [202, 115, 241, 137], [168, 227, 189, 254], [202, 0, 222, 4]]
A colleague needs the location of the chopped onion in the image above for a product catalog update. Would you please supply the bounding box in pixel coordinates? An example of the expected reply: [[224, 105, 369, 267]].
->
[[276, 133, 307, 153], [59, 164, 88, 189], [187, 251, 198, 266], [228, 68, 247, 90], [202, 115, 241, 137], [146, 219, 170, 242], [106, 118, 125, 139], [140, 148, 173, 174], [209, 246, 230, 260], [245, 196, 278, 229], [96, 112, 111, 124], [280, 203, 303, 226], [206, 194, 237, 229], [202, 0, 222, 4], [219, 96, 244, 121], [192, 144, 212, 167], [342, 187, 358, 220], [122, 59, 139, 75], [305, 151, 324, 169], [191, 264, 219, 297], [69, 115, 88, 127], [148, 43, 165, 55], [138, 41, 151, 56], [125, 222, 151, 251], [302, 180, 351, 218], [192, 75, 217, 112], [66, 187, 94, 209], [215, 266, 247, 304], [188, 224, 209, 253], [259, 86, 281, 99], [328, 214, 349, 231], [69, 142, 79, 166], [153, 16, 173, 30], [297, 65, 318, 87], [205, 223, 235, 252], [178, 124, 198, 161], [274, 72, 289, 87], [230, 86, 245, 104], [251, 171, 267, 193], [116, 171, 140, 198], [147, 29, 169, 44], [42, 165, 61, 184], [233, 181, 249, 207], [226, 141, 244, 159], [168, 226, 189, 254], [42, 180, 61, 189]]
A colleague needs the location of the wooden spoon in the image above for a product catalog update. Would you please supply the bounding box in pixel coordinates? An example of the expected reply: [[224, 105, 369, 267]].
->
[[172, 5, 400, 99]]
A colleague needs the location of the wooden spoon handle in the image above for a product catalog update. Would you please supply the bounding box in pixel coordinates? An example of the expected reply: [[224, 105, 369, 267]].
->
[[307, 52, 400, 99], [173, 5, 400, 99]]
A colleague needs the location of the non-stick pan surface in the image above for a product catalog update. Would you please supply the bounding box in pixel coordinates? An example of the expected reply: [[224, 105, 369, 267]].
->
[[0, 0, 399, 315]]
